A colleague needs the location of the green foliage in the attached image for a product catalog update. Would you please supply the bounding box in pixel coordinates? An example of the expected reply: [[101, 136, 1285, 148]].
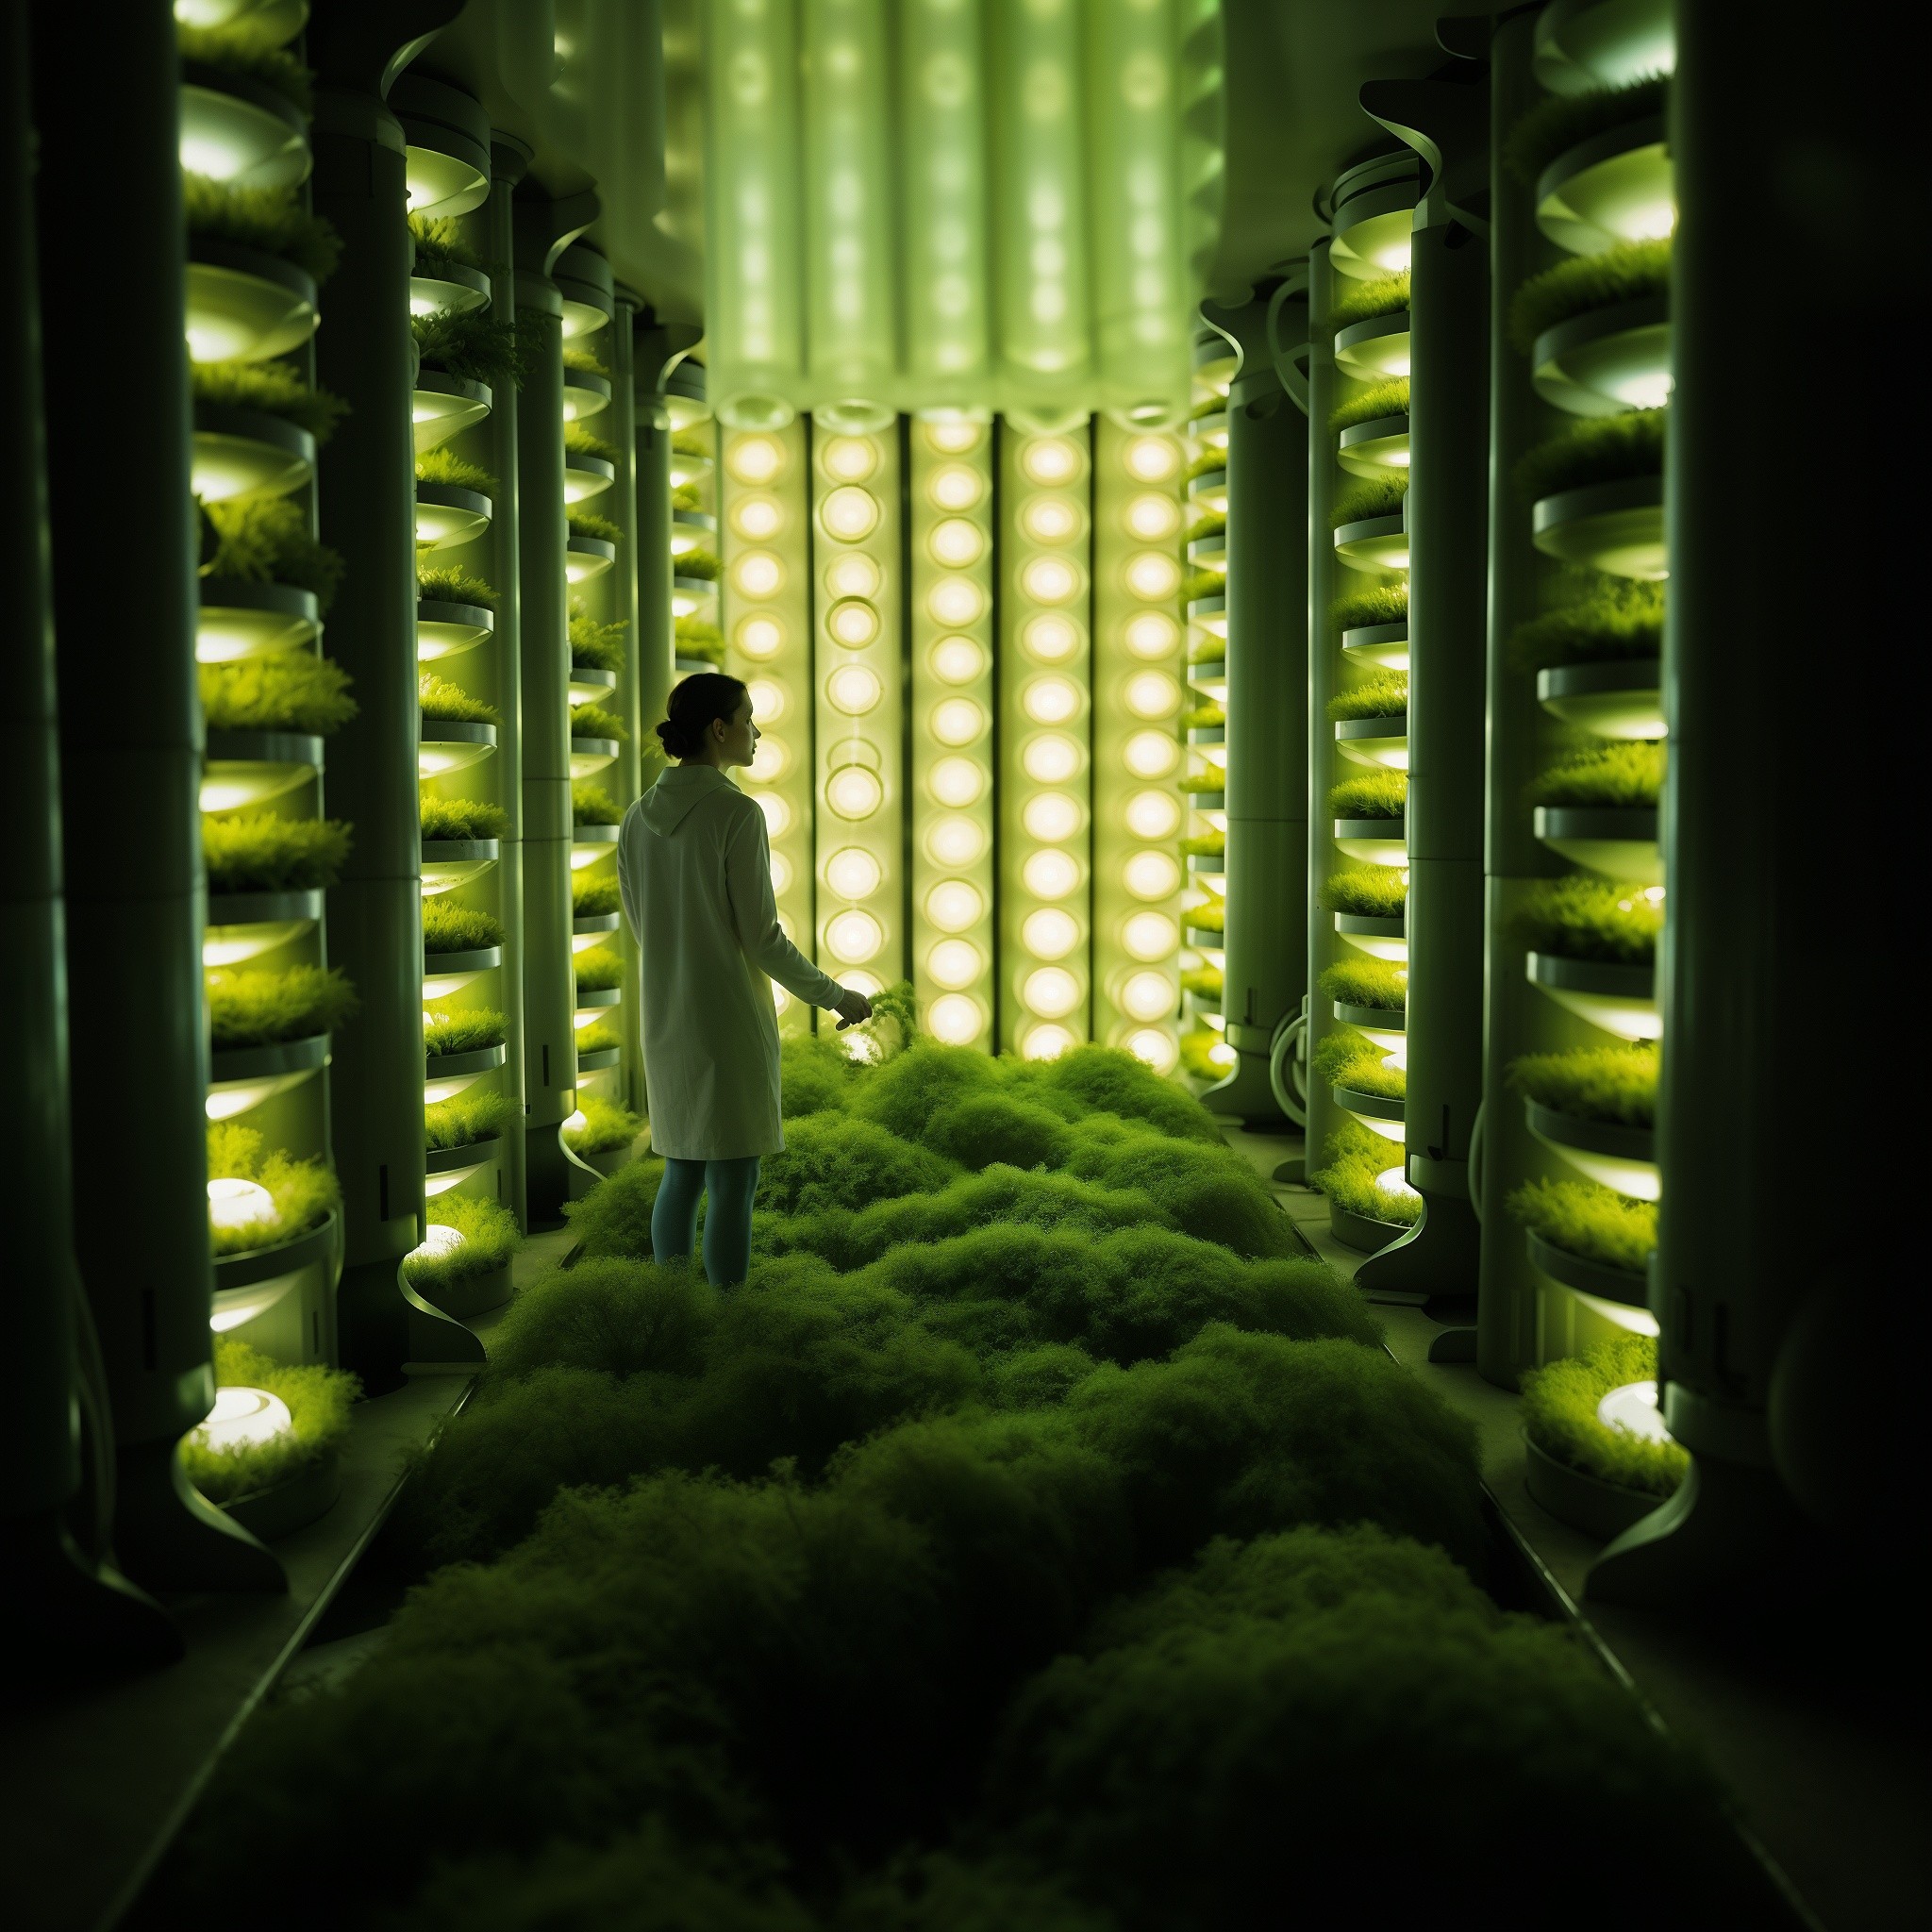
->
[[1331, 582, 1408, 630], [1186, 633, 1222, 665], [207, 964, 357, 1047], [182, 174, 340, 282], [421, 899, 503, 954], [574, 947, 623, 993], [1186, 510, 1225, 542], [564, 421, 620, 462], [1331, 475, 1407, 528], [1318, 958, 1407, 1011], [1508, 1177, 1656, 1275], [1315, 1028, 1405, 1101], [1516, 408, 1666, 503], [1532, 740, 1663, 808], [1180, 965, 1222, 1000], [670, 426, 711, 458], [675, 614, 725, 663], [1318, 865, 1407, 918], [1522, 1334, 1687, 1496], [572, 702, 628, 742], [176, 22, 311, 112], [179, 1338, 358, 1508], [564, 1094, 644, 1156], [1328, 770, 1407, 820], [408, 212, 485, 275], [415, 445, 498, 497], [1183, 449, 1223, 483], [1182, 701, 1224, 731], [190, 358, 345, 441], [575, 874, 622, 916], [417, 561, 499, 610], [203, 497, 344, 610], [1508, 1043, 1657, 1127], [577, 1019, 623, 1055], [1327, 670, 1407, 721], [1184, 896, 1224, 931], [1328, 270, 1410, 330], [404, 1191, 521, 1291], [1177, 772, 1223, 794], [420, 794, 510, 841], [1179, 830, 1224, 858], [203, 812, 349, 892], [567, 508, 624, 544], [1517, 875, 1661, 965], [419, 674, 500, 726], [1330, 377, 1409, 433], [573, 781, 621, 825], [200, 654, 356, 734], [679, 547, 723, 580], [204, 1122, 339, 1255], [1188, 393, 1224, 422], [1314, 1122, 1422, 1227], [425, 1008, 509, 1058], [564, 341, 611, 376], [412, 307, 526, 389], [1510, 238, 1672, 352], [671, 482, 704, 511], [760, 1113, 960, 1218], [571, 607, 628, 671], [425, 1089, 520, 1153], [1180, 570, 1222, 605], [1512, 576, 1663, 668], [1506, 75, 1670, 186]]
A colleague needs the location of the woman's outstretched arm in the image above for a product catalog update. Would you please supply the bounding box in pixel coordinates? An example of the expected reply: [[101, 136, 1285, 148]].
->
[[724, 808, 844, 1008]]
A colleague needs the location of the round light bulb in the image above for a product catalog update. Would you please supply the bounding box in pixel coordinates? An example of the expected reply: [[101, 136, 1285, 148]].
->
[[927, 992, 984, 1043], [928, 576, 986, 627], [929, 463, 984, 510], [827, 599, 880, 648], [727, 436, 784, 485], [1024, 848, 1080, 899], [734, 551, 783, 598], [1021, 439, 1081, 486], [927, 815, 987, 866], [418, 1222, 465, 1257], [826, 552, 881, 599], [1125, 789, 1182, 840], [1023, 677, 1080, 726], [756, 792, 791, 835], [1125, 551, 1182, 601], [930, 697, 986, 747], [745, 677, 785, 722], [1597, 1379, 1672, 1443], [822, 485, 879, 542], [929, 518, 986, 568], [930, 637, 985, 685], [924, 418, 984, 455], [822, 437, 877, 482], [193, 1385, 294, 1452], [1022, 733, 1081, 784], [1022, 556, 1079, 605], [825, 764, 883, 820], [927, 938, 984, 990], [737, 614, 784, 659], [1023, 967, 1080, 1019], [826, 663, 882, 714], [1124, 437, 1180, 481], [1022, 908, 1080, 959], [1124, 850, 1182, 900], [824, 846, 882, 899], [1023, 1022, 1076, 1060], [1374, 1164, 1422, 1205], [1023, 791, 1080, 842], [206, 1176, 275, 1233], [1023, 496, 1081, 544], [1124, 728, 1180, 778], [731, 495, 783, 541], [1124, 671, 1181, 720], [769, 852, 792, 895], [925, 879, 984, 932], [1123, 910, 1179, 960], [1126, 1026, 1179, 1073], [826, 908, 884, 963], [928, 756, 986, 808], [1124, 611, 1179, 659], [748, 736, 787, 782], [1024, 614, 1080, 663], [1125, 493, 1181, 541], [1120, 970, 1175, 1022]]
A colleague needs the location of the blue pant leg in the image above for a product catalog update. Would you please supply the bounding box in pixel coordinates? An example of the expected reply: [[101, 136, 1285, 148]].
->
[[651, 1157, 706, 1264], [700, 1155, 761, 1287]]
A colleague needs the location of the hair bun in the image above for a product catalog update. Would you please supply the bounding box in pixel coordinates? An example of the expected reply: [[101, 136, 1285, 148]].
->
[[655, 716, 695, 758]]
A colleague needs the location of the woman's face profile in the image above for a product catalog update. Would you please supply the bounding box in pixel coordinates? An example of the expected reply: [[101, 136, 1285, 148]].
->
[[713, 695, 758, 768]]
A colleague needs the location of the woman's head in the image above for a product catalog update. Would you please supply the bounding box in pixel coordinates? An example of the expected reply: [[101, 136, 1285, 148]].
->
[[657, 673, 756, 767]]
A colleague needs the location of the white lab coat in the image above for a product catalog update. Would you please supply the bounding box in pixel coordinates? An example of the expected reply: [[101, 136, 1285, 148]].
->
[[619, 763, 842, 1160]]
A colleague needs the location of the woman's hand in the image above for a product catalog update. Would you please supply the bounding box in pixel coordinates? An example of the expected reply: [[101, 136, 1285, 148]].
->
[[832, 988, 874, 1031]]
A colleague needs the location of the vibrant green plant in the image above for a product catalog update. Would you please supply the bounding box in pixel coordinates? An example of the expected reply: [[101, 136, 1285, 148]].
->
[[416, 446, 498, 497], [1327, 670, 1407, 721], [420, 794, 510, 841], [425, 1008, 508, 1058], [421, 899, 503, 953], [1183, 449, 1223, 483], [671, 482, 703, 512], [1189, 392, 1225, 422], [1331, 582, 1408, 630], [1331, 377, 1409, 433], [564, 421, 621, 462], [425, 1089, 520, 1153], [679, 547, 723, 580], [1508, 1177, 1656, 1275], [419, 674, 500, 726], [1509, 1043, 1657, 1127], [417, 561, 499, 610], [1181, 569, 1222, 605], [1511, 576, 1663, 668], [572, 702, 628, 742], [1178, 771, 1224, 794], [1522, 1333, 1687, 1496], [408, 212, 485, 275], [1532, 740, 1663, 808], [1185, 896, 1224, 932], [574, 782, 622, 826], [1509, 238, 1671, 353], [1319, 958, 1407, 1011], [572, 608, 628, 671], [1506, 74, 1669, 186], [182, 174, 340, 282], [180, 1338, 358, 1507], [564, 1094, 645, 1157], [1187, 632, 1223, 665], [575, 947, 623, 994], [1180, 964, 1223, 999], [568, 508, 624, 544], [1179, 830, 1224, 858], [206, 964, 357, 1047], [1331, 475, 1407, 528], [1329, 770, 1407, 820], [563, 341, 610, 376], [205, 1123, 340, 1256], [1316, 1028, 1405, 1101], [1318, 864, 1407, 918], [1187, 510, 1225, 542], [1329, 269, 1410, 331], [576, 1018, 624, 1055], [1516, 874, 1661, 965], [412, 307, 525, 389], [1515, 408, 1666, 503], [404, 1191, 521, 1291], [1182, 701, 1224, 731], [1313, 1122, 1421, 1227], [203, 812, 349, 892], [177, 22, 311, 112], [200, 654, 356, 734], [675, 615, 724, 663], [190, 358, 345, 442], [575, 874, 622, 916], [202, 498, 344, 610]]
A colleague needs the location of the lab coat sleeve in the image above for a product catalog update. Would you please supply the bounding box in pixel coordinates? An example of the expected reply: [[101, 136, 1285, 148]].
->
[[724, 808, 843, 1008]]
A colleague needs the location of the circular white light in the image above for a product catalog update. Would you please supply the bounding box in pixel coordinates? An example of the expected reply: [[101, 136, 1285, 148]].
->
[[827, 598, 880, 648], [1125, 789, 1182, 840], [727, 436, 784, 485], [929, 463, 984, 510], [1124, 611, 1179, 659], [1024, 967, 1081, 1018], [737, 614, 783, 659], [1023, 677, 1080, 726], [1125, 551, 1182, 601], [193, 1385, 294, 1452], [1022, 908, 1080, 959], [826, 663, 882, 713], [418, 1222, 465, 1257], [731, 495, 783, 541], [1121, 970, 1175, 1022], [1125, 493, 1181, 541], [1597, 1379, 1673, 1443], [1022, 556, 1080, 605], [1123, 910, 1179, 960], [930, 697, 987, 746], [1022, 733, 1081, 784], [826, 908, 884, 963], [1124, 671, 1181, 720], [734, 551, 784, 598], [929, 517, 986, 568], [1126, 1026, 1179, 1073], [826, 764, 884, 819], [843, 970, 885, 996], [925, 879, 984, 932], [206, 1176, 275, 1232], [924, 419, 984, 456], [770, 851, 793, 895], [825, 846, 882, 899], [1024, 613, 1080, 663], [1023, 497, 1081, 544], [1021, 439, 1081, 486], [927, 815, 987, 865], [1124, 728, 1181, 778], [929, 756, 986, 808], [929, 576, 986, 626], [745, 677, 785, 722], [928, 992, 985, 1042], [1024, 791, 1080, 842], [1374, 1164, 1421, 1205], [748, 736, 788, 782], [1024, 848, 1080, 898], [1023, 1022, 1076, 1060], [823, 437, 877, 482], [757, 792, 791, 835], [827, 553, 881, 599], [1124, 436, 1180, 481], [822, 485, 879, 542], [927, 938, 984, 990], [1124, 850, 1182, 900], [930, 637, 986, 685]]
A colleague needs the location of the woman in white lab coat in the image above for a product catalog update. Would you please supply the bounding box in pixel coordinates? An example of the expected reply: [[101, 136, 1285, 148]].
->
[[619, 673, 872, 1284]]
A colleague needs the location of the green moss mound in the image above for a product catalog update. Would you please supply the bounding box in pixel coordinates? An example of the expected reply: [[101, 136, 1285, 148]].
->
[[1509, 1042, 1657, 1127], [415, 445, 498, 497], [760, 1112, 960, 1217], [419, 673, 499, 725], [564, 1093, 643, 1156], [200, 654, 355, 735], [1317, 957, 1406, 1011], [403, 1192, 520, 1295], [1326, 669, 1407, 721], [573, 873, 621, 915], [1316, 1028, 1404, 1102], [572, 780, 621, 825], [1523, 1334, 1687, 1498], [1517, 874, 1661, 966], [1511, 577, 1663, 669], [1329, 376, 1408, 433], [1331, 582, 1407, 630], [192, 358, 346, 441], [418, 561, 499, 609], [420, 794, 510, 841], [1510, 237, 1671, 353], [1509, 1176, 1656, 1274], [572, 607, 628, 670], [1328, 270, 1409, 331], [1318, 864, 1407, 918], [208, 964, 356, 1047], [424, 1008, 508, 1058], [181, 1338, 358, 1507], [412, 306, 526, 389], [205, 1123, 339, 1255], [1328, 769, 1406, 819], [1533, 740, 1663, 808], [184, 174, 340, 282], [1331, 475, 1407, 527], [1516, 407, 1666, 503], [424, 1088, 518, 1153], [203, 812, 349, 892], [1313, 1123, 1421, 1228], [203, 496, 344, 608], [421, 898, 503, 953]]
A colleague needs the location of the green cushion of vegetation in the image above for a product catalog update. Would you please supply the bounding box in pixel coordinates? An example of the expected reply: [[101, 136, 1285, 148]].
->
[[573, 781, 622, 826], [416, 445, 498, 497], [567, 508, 624, 544], [1328, 770, 1407, 820], [1180, 569, 1222, 605], [1331, 582, 1407, 630], [675, 614, 725, 662], [1516, 875, 1660, 965], [1183, 896, 1224, 931], [1509, 1043, 1657, 1128], [1328, 269, 1409, 331], [1314, 1122, 1421, 1227], [680, 547, 723, 580], [1508, 1177, 1656, 1275], [671, 482, 704, 512], [574, 946, 623, 994], [180, 1339, 358, 1509], [564, 421, 621, 462], [1532, 740, 1663, 808], [176, 21, 312, 112], [183, 174, 340, 283], [1515, 407, 1666, 504], [412, 307, 526, 389], [200, 653, 356, 734], [408, 212, 485, 275], [1179, 830, 1224, 858], [422, 898, 504, 954], [1317, 864, 1407, 918], [1179, 965, 1222, 1000], [191, 358, 345, 442], [418, 561, 499, 609], [1315, 1027, 1405, 1101], [1181, 701, 1224, 731], [1522, 1333, 1688, 1497], [425, 1008, 508, 1058], [1186, 633, 1222, 665], [564, 1093, 643, 1156], [1187, 509, 1225, 542], [1511, 577, 1662, 669], [1177, 773, 1222, 793], [421, 794, 510, 841], [562, 341, 610, 376], [1331, 475, 1407, 528], [574, 874, 622, 915], [1509, 238, 1671, 354], [425, 1089, 520, 1153], [1318, 958, 1406, 1011], [205, 1122, 339, 1255], [404, 1191, 521, 1291], [1327, 669, 1407, 722], [1182, 449, 1223, 483], [1505, 75, 1669, 187], [203, 497, 345, 611], [1330, 376, 1408, 434], [203, 812, 349, 892], [577, 1018, 624, 1055], [207, 964, 356, 1048], [670, 426, 711, 458], [571, 607, 628, 670], [420, 673, 501, 726], [572, 702, 628, 741]]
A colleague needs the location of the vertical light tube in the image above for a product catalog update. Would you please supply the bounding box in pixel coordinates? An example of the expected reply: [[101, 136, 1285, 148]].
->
[[909, 418, 997, 1048], [609, 298, 646, 1116], [999, 424, 1093, 1056]]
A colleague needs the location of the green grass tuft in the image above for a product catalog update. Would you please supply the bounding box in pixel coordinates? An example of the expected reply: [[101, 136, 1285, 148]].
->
[[574, 874, 622, 916], [572, 702, 628, 742], [575, 947, 623, 994], [408, 212, 485, 275], [176, 23, 312, 112], [1331, 582, 1408, 630], [564, 421, 621, 462], [412, 308, 526, 389], [204, 1122, 339, 1255], [202, 498, 344, 610], [420, 795, 510, 841], [571, 607, 628, 671], [1329, 270, 1410, 331], [1532, 741, 1663, 808], [1181, 963, 1223, 999], [1187, 509, 1225, 542], [674, 614, 724, 659], [1315, 1028, 1405, 1100], [1508, 1176, 1656, 1274], [1327, 670, 1407, 722], [1522, 1333, 1687, 1496], [1330, 378, 1409, 433], [563, 341, 610, 376], [671, 482, 703, 512], [1318, 958, 1407, 1011], [1516, 408, 1666, 503], [421, 899, 503, 954], [576, 1018, 624, 1055], [425, 1008, 508, 1058], [417, 561, 499, 610], [1183, 449, 1224, 483], [207, 965, 357, 1047], [416, 446, 498, 497], [1328, 771, 1407, 820], [1181, 569, 1222, 605], [1506, 75, 1670, 186], [1314, 1123, 1422, 1226], [1509, 238, 1671, 353], [1516, 875, 1661, 965], [180, 1338, 358, 1507], [425, 1089, 520, 1153], [203, 812, 349, 892], [1184, 895, 1224, 932], [1179, 830, 1224, 858], [1509, 1043, 1657, 1127], [1178, 772, 1224, 794], [565, 1094, 645, 1156], [183, 174, 340, 282], [1318, 865, 1407, 918], [190, 359, 345, 442], [679, 547, 723, 580], [1512, 577, 1663, 668], [200, 654, 355, 734], [568, 508, 624, 544], [1331, 476, 1407, 529], [404, 1191, 521, 1291], [573, 782, 622, 826], [1182, 701, 1224, 731], [420, 674, 501, 726]]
